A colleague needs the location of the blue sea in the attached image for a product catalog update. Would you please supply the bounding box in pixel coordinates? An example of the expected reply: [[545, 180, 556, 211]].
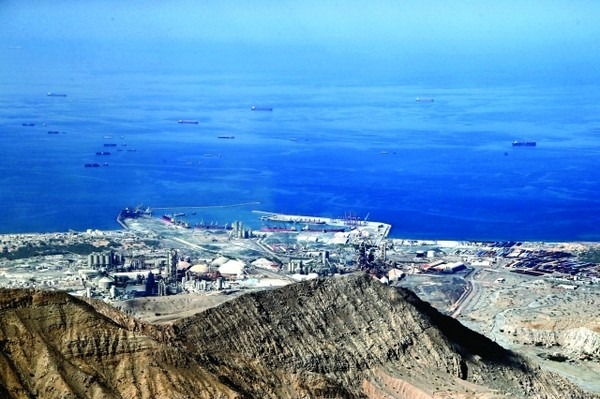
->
[[1, 44, 600, 242]]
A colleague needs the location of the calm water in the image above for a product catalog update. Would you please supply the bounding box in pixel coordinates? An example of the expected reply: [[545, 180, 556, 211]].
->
[[1, 47, 600, 241]]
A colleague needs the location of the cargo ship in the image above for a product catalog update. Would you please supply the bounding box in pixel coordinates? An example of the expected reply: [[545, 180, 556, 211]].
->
[[162, 214, 191, 228], [195, 222, 233, 230], [217, 136, 235, 139], [301, 225, 346, 233], [260, 215, 327, 224], [260, 225, 298, 232], [178, 120, 199, 124], [512, 141, 536, 146], [119, 206, 152, 219], [250, 106, 273, 111]]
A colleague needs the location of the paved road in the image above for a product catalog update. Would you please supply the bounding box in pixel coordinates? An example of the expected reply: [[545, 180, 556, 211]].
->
[[451, 268, 482, 318]]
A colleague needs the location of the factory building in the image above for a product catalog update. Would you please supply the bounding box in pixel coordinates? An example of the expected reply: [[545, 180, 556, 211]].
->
[[432, 261, 466, 273]]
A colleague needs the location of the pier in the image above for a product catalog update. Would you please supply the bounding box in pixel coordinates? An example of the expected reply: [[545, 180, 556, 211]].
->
[[253, 210, 392, 244]]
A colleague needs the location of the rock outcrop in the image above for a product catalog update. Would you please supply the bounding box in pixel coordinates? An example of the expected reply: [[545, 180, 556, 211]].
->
[[0, 275, 598, 398], [504, 321, 600, 360]]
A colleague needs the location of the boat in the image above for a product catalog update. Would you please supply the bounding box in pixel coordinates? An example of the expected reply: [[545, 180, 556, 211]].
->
[[84, 163, 100, 168], [47, 92, 67, 97], [217, 136, 235, 139], [250, 106, 273, 111], [512, 141, 536, 146], [173, 212, 186, 217], [301, 224, 346, 233], [96, 151, 111, 155], [104, 143, 117, 147], [119, 206, 151, 219], [260, 226, 298, 232], [22, 123, 35, 127], [162, 214, 191, 228], [178, 120, 198, 124], [47, 131, 60, 134], [195, 221, 233, 230]]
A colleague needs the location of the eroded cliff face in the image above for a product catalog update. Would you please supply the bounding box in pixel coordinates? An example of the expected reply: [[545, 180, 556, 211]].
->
[[0, 289, 237, 399], [503, 322, 600, 360], [172, 276, 598, 399], [0, 276, 598, 399]]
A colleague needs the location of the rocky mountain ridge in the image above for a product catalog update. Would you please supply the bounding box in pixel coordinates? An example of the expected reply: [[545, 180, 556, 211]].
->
[[0, 275, 598, 398]]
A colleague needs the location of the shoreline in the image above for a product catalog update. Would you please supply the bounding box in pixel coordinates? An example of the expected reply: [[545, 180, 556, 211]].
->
[[0, 210, 598, 245]]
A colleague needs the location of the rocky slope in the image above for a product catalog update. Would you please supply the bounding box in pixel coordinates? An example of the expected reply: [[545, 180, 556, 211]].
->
[[0, 289, 236, 399], [502, 320, 600, 361], [0, 275, 598, 398]]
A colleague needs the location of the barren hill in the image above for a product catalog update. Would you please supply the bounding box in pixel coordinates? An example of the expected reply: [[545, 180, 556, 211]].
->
[[0, 275, 597, 398]]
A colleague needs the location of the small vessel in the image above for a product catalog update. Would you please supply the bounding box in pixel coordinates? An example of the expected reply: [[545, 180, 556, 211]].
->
[[104, 135, 113, 139], [251, 106, 273, 111], [47, 131, 60, 134], [512, 141, 536, 146], [47, 92, 67, 97], [96, 151, 111, 155], [173, 212, 186, 217], [178, 120, 198, 124], [22, 123, 35, 127], [104, 143, 117, 147], [84, 163, 100, 168], [416, 97, 434, 102], [217, 136, 235, 139]]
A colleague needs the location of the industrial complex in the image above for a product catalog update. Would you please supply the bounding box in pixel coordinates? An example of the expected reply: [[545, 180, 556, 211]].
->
[[1, 207, 598, 307], [2, 207, 600, 389]]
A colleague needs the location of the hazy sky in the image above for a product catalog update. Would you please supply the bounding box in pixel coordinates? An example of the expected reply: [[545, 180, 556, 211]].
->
[[2, 1, 599, 48], [2, 1, 600, 83]]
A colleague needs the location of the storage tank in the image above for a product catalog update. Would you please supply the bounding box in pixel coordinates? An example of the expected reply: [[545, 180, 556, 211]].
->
[[98, 276, 114, 290]]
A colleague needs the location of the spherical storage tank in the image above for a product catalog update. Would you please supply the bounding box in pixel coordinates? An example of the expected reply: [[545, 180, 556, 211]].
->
[[98, 276, 114, 290]]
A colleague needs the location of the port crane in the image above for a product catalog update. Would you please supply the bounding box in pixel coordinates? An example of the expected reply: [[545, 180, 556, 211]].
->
[[363, 213, 370, 225]]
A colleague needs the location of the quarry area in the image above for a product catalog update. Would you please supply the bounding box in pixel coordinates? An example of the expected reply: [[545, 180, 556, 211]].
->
[[1, 210, 600, 394]]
